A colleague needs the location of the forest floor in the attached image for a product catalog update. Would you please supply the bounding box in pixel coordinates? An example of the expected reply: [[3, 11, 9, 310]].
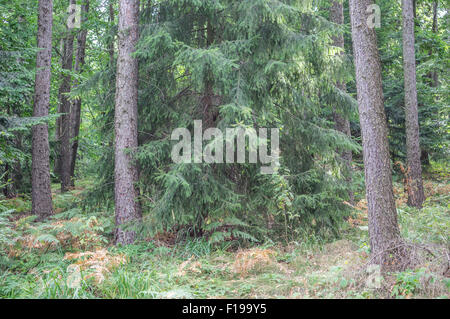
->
[[0, 164, 449, 299]]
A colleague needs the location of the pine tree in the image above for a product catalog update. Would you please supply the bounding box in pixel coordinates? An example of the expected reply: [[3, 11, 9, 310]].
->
[[70, 0, 90, 186], [60, 0, 77, 192], [32, 0, 54, 220], [114, 0, 142, 245], [349, 0, 403, 269], [402, 0, 425, 208], [376, 0, 448, 167]]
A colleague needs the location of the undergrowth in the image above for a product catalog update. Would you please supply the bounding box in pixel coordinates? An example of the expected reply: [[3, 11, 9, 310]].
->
[[0, 165, 448, 299]]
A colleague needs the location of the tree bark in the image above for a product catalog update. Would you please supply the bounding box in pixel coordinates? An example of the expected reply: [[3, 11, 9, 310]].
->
[[70, 0, 90, 186], [3, 164, 13, 198], [53, 38, 65, 181], [32, 0, 53, 220], [330, 0, 354, 204], [402, 0, 425, 208], [114, 0, 142, 245], [12, 132, 23, 194], [431, 1, 439, 87], [108, 1, 115, 67], [59, 0, 76, 192], [349, 0, 403, 269]]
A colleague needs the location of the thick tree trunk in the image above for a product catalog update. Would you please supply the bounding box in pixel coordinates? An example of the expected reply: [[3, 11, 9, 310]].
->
[[32, 0, 53, 220], [59, 0, 76, 192], [114, 0, 142, 245], [349, 0, 403, 269], [330, 0, 354, 204], [70, 0, 90, 186], [402, 0, 425, 208]]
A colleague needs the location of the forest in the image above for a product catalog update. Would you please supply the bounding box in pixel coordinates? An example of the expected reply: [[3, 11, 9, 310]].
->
[[0, 0, 448, 299]]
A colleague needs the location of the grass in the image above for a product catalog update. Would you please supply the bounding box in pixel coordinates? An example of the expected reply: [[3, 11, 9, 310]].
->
[[0, 168, 448, 299]]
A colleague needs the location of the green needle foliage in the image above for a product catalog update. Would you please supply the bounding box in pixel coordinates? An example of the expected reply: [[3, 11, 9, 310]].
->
[[84, 0, 358, 244]]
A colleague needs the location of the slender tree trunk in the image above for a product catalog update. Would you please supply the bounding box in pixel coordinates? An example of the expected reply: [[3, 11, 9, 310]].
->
[[402, 0, 425, 208], [3, 164, 12, 198], [114, 0, 142, 245], [60, 0, 76, 192], [70, 0, 90, 186], [32, 0, 53, 220], [12, 132, 23, 194], [202, 20, 218, 128], [349, 0, 403, 270], [420, 1, 439, 167], [108, 1, 115, 67], [330, 0, 354, 204], [53, 38, 64, 181], [431, 1, 439, 87]]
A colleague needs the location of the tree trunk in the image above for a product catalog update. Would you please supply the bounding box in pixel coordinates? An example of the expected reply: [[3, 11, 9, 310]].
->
[[53, 38, 65, 181], [330, 0, 354, 204], [3, 164, 12, 198], [12, 132, 23, 194], [114, 0, 142, 245], [70, 0, 90, 186], [108, 1, 115, 67], [59, 0, 76, 192], [349, 0, 403, 270], [402, 0, 425, 208], [32, 0, 53, 220], [431, 1, 439, 87]]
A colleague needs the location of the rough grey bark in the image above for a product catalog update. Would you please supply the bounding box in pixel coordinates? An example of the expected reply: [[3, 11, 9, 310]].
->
[[330, 0, 354, 204], [59, 0, 76, 192], [32, 0, 53, 220], [70, 0, 90, 186], [114, 0, 142, 245], [349, 0, 403, 269], [402, 0, 425, 208]]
